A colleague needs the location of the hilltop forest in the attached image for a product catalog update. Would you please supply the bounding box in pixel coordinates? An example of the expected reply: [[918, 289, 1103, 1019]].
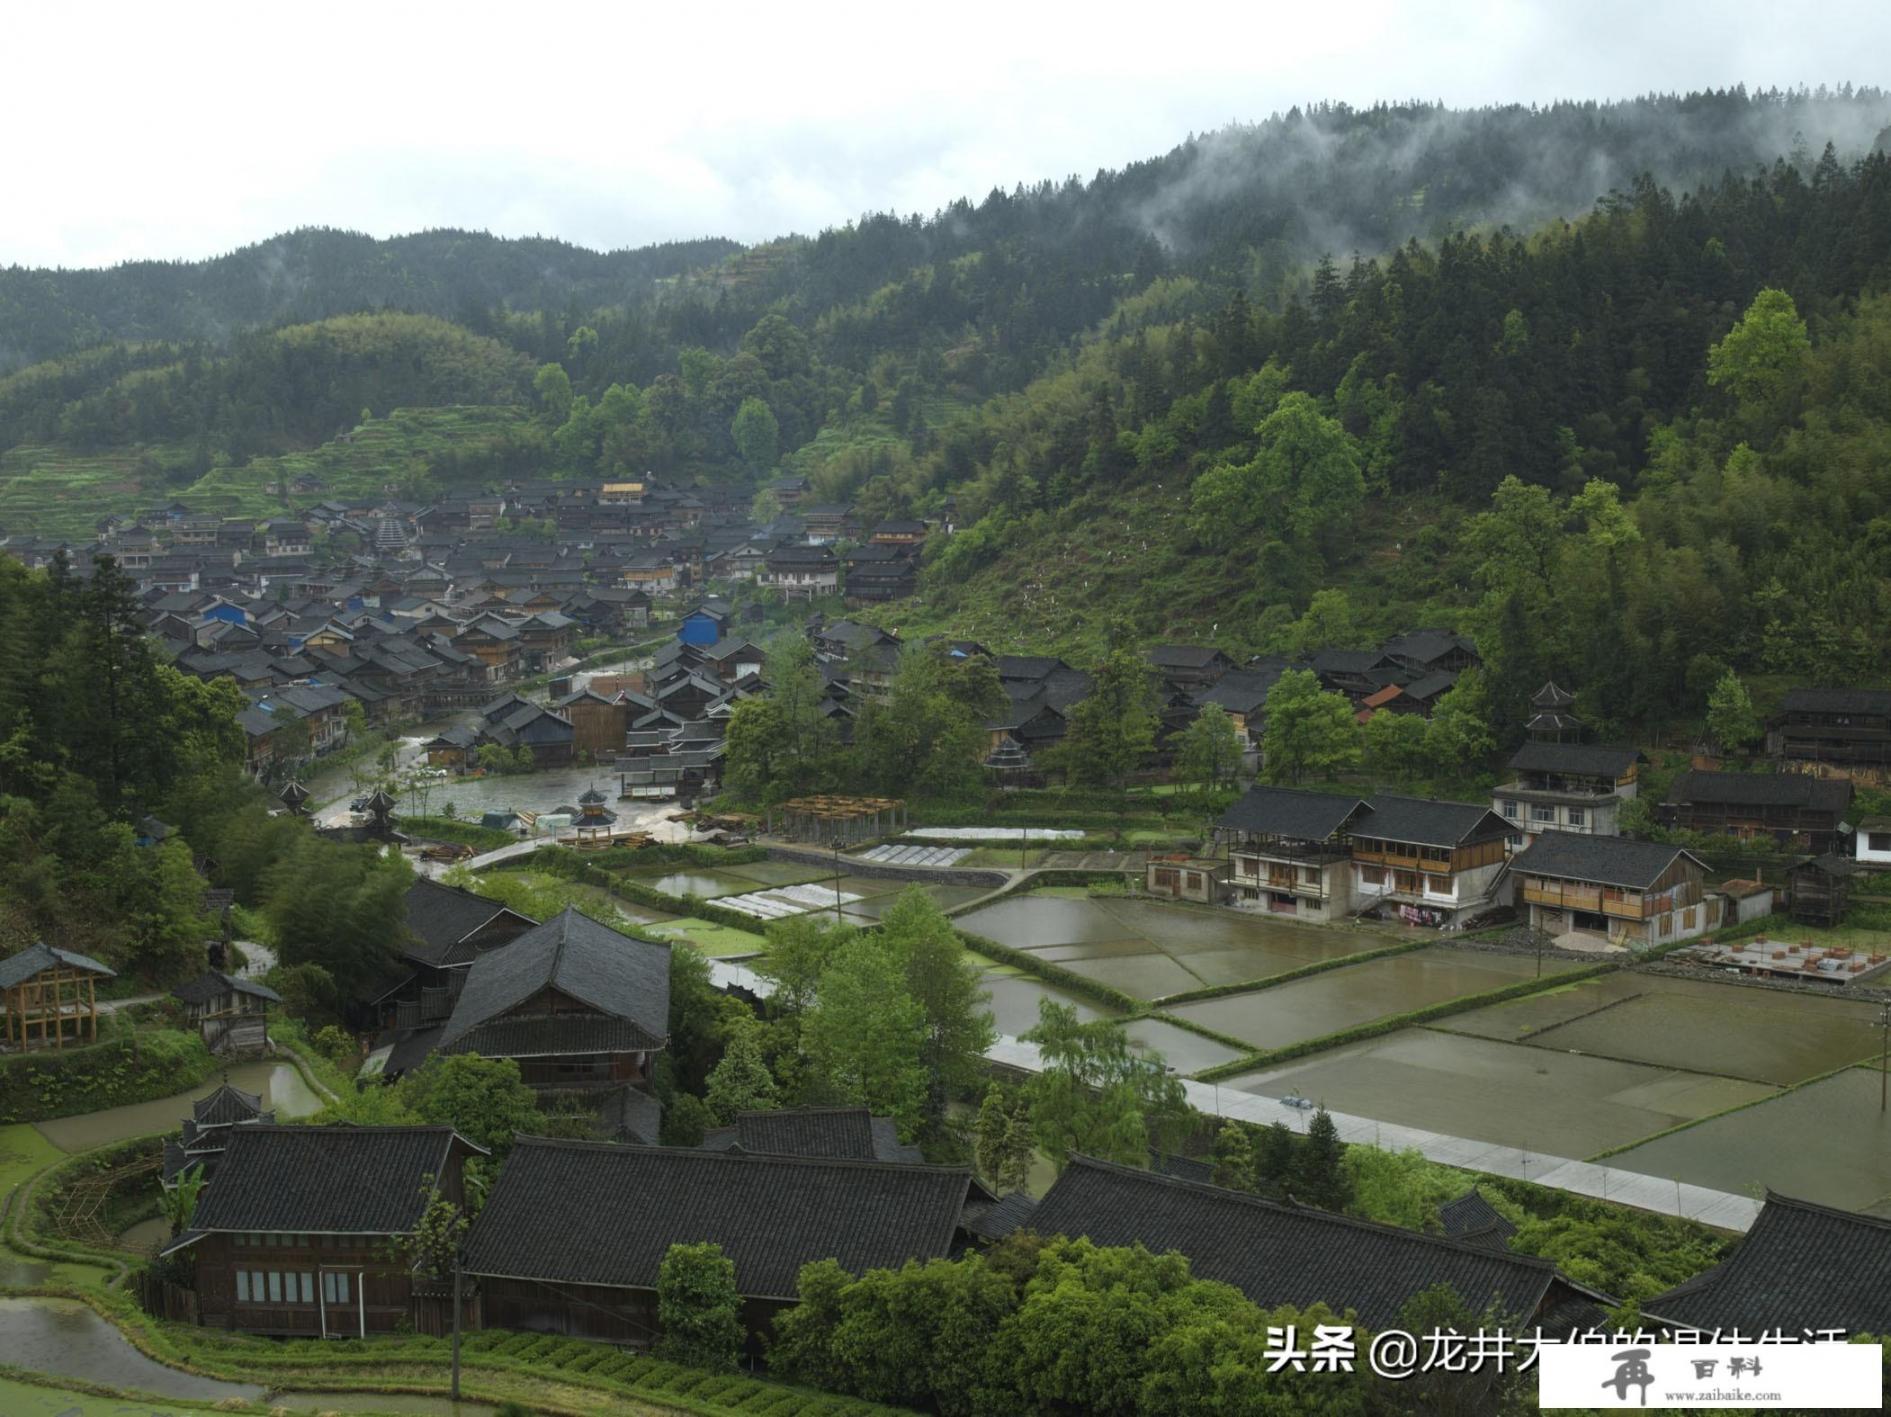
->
[[4, 87, 1891, 737]]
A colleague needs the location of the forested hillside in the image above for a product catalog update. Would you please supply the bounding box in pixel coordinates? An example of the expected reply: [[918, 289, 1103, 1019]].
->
[[4, 87, 1891, 736]]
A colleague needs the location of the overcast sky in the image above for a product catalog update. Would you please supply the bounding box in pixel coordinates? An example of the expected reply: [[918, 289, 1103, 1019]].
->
[[8, 1, 1888, 269]]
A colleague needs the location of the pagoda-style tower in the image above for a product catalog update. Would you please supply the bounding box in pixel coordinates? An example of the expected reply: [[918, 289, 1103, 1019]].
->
[[1526, 681, 1584, 743], [278, 780, 310, 817], [362, 787, 398, 838]]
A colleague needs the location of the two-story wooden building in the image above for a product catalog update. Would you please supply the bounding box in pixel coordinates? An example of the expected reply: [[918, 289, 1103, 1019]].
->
[[435, 908, 669, 1094], [1491, 742, 1644, 844], [1504, 832, 1716, 947], [162, 1124, 484, 1337], [1766, 688, 1891, 768], [1214, 787, 1369, 922], [760, 544, 840, 600], [1659, 770, 1854, 853], [1346, 796, 1514, 928]]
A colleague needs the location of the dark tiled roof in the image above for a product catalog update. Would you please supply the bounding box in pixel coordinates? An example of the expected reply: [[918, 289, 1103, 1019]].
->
[[0, 941, 117, 989], [1779, 687, 1891, 716], [597, 1085, 665, 1144], [964, 1190, 1040, 1241], [1028, 1157, 1560, 1330], [438, 908, 669, 1055], [1217, 786, 1367, 842], [189, 1125, 479, 1234], [1791, 853, 1865, 878], [462, 1138, 974, 1299], [1354, 795, 1512, 849], [1647, 1192, 1891, 1334], [1507, 741, 1643, 777], [1196, 668, 1286, 713], [172, 971, 282, 1007], [1664, 770, 1854, 814], [192, 1082, 265, 1127], [698, 1107, 921, 1163], [1438, 1188, 1517, 1247], [1147, 644, 1230, 670], [1507, 832, 1704, 891], [402, 878, 535, 969]]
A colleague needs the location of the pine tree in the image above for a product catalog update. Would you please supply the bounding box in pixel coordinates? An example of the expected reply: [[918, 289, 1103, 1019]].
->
[[705, 1020, 779, 1123], [1210, 1121, 1256, 1192], [1296, 1108, 1352, 1211]]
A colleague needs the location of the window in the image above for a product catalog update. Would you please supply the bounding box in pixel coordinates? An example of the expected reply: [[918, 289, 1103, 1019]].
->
[[237, 1271, 250, 1302], [324, 1272, 351, 1304], [1566, 807, 1585, 828], [1501, 800, 1517, 819], [1871, 832, 1891, 853], [1531, 805, 1555, 823], [267, 1271, 282, 1303], [300, 1272, 315, 1303]]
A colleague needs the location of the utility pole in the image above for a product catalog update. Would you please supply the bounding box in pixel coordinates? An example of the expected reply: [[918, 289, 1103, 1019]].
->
[[833, 836, 844, 925], [450, 1248, 463, 1401], [1877, 999, 1891, 1115]]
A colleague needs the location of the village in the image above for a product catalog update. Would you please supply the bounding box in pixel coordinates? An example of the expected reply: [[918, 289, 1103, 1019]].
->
[[3, 473, 1891, 1413]]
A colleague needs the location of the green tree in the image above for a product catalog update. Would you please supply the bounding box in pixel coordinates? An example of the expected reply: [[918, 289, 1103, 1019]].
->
[[1360, 710, 1429, 785], [1422, 669, 1498, 777], [1210, 1121, 1256, 1192], [1708, 287, 1811, 425], [657, 1241, 744, 1370], [399, 1180, 469, 1283], [398, 1054, 541, 1159], [1706, 669, 1761, 755], [1260, 669, 1360, 783], [723, 635, 835, 803], [1294, 1107, 1352, 1211], [158, 1166, 205, 1236], [1255, 1121, 1297, 1193], [801, 936, 929, 1134], [731, 396, 781, 473], [532, 363, 573, 423], [975, 1083, 1036, 1193], [1189, 392, 1364, 557], [1023, 1001, 1190, 1170], [1054, 647, 1158, 788], [1174, 703, 1244, 798], [1287, 588, 1367, 653], [705, 1017, 780, 1122], [877, 887, 994, 1130]]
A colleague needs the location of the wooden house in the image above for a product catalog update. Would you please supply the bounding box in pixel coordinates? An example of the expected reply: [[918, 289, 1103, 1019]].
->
[[461, 1138, 982, 1348], [453, 616, 523, 682], [1146, 644, 1235, 692], [1346, 796, 1513, 927], [1503, 832, 1717, 946], [171, 971, 281, 1055], [1193, 666, 1287, 746], [868, 519, 928, 547], [0, 941, 115, 1050], [370, 878, 540, 1035], [1214, 787, 1369, 922], [555, 687, 630, 759], [1786, 853, 1864, 927], [1144, 855, 1233, 904], [436, 908, 669, 1093], [1659, 770, 1854, 853], [1766, 688, 1891, 768], [163, 1125, 484, 1337], [760, 544, 839, 599]]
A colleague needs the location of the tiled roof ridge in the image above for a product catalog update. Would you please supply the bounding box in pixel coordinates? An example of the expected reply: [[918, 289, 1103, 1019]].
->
[[514, 1133, 970, 1175], [1062, 1155, 1561, 1271]]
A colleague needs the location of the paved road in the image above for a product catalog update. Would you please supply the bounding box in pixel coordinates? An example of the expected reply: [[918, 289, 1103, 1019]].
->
[[984, 1036, 1762, 1232]]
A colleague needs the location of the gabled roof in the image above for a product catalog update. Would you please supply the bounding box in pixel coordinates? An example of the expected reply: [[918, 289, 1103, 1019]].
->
[[1779, 687, 1891, 716], [1353, 795, 1512, 848], [182, 1125, 482, 1237], [1664, 770, 1853, 813], [461, 1138, 975, 1299], [1217, 786, 1368, 842], [698, 1107, 923, 1163], [1147, 644, 1232, 670], [1506, 832, 1705, 891], [994, 654, 1069, 681], [438, 908, 669, 1055], [1196, 667, 1288, 713], [192, 1081, 266, 1127], [1507, 741, 1643, 777], [1438, 1188, 1518, 1247], [1791, 852, 1865, 878], [0, 941, 117, 989], [1647, 1191, 1891, 1334], [1028, 1156, 1562, 1330], [172, 971, 282, 1008], [402, 878, 537, 969]]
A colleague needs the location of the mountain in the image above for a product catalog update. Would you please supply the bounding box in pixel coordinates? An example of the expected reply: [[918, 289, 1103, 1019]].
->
[[4, 86, 1891, 734]]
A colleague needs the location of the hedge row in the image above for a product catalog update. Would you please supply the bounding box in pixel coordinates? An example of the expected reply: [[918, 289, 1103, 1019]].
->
[[505, 847, 776, 934], [399, 815, 519, 849], [1154, 936, 1436, 1006], [0, 1027, 217, 1124], [955, 928, 1141, 1014], [1192, 961, 1621, 1082]]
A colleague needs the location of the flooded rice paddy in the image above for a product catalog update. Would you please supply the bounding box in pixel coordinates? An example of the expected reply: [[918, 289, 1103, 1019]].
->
[[1166, 946, 1587, 1051], [0, 1297, 264, 1402], [33, 1061, 323, 1153], [1606, 1067, 1891, 1213], [1441, 972, 1886, 1086], [976, 972, 1109, 1037], [1226, 1027, 1778, 1159], [625, 864, 989, 927], [955, 893, 1396, 999]]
